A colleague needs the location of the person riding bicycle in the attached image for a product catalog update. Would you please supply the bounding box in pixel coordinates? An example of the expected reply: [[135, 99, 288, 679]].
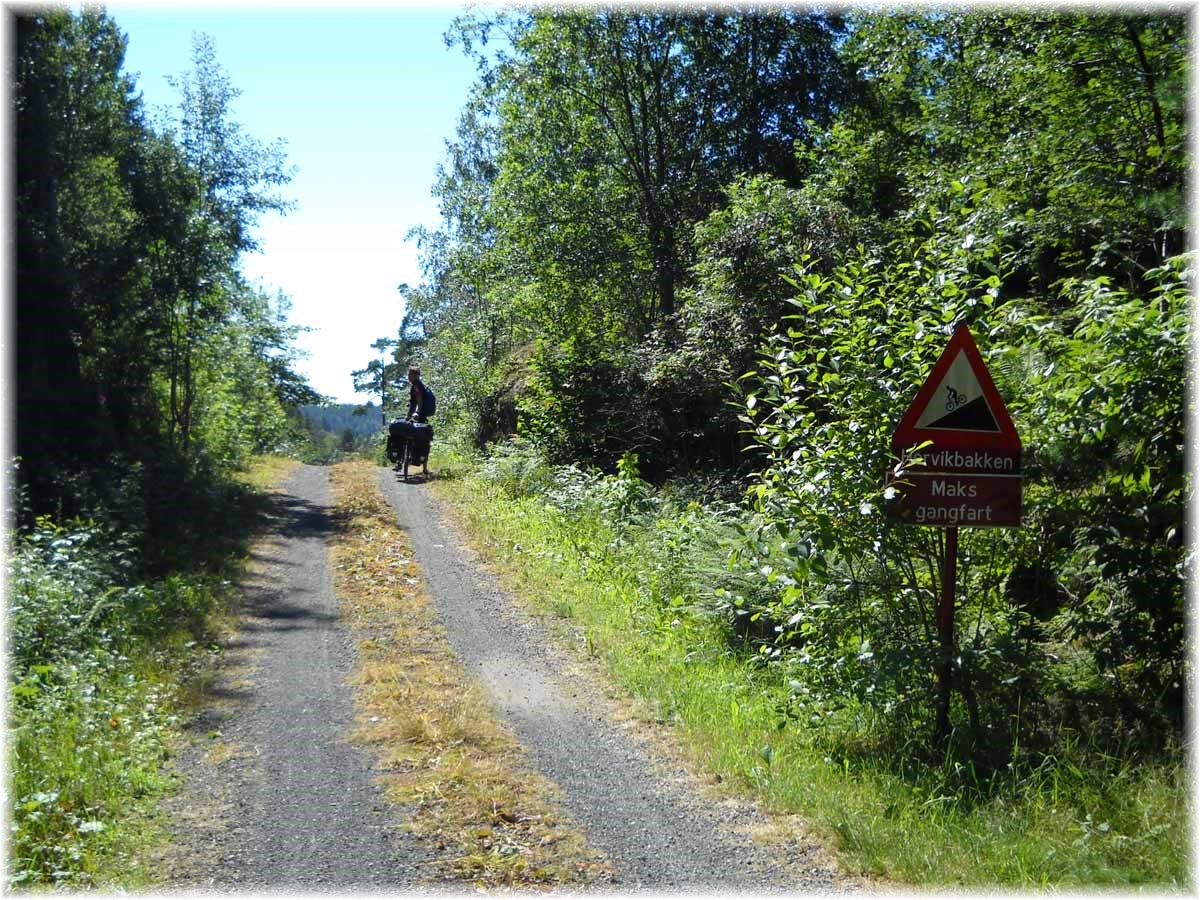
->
[[406, 366, 429, 423], [399, 366, 434, 468]]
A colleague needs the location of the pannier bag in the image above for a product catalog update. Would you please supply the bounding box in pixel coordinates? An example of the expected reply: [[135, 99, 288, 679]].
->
[[389, 418, 434, 462]]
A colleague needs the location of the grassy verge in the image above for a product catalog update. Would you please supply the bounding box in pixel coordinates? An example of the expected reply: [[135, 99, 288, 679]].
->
[[326, 459, 610, 888], [429, 453, 1189, 889], [6, 455, 299, 890]]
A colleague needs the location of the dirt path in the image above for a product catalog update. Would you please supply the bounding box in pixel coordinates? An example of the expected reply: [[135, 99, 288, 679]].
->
[[162, 465, 432, 890], [377, 468, 852, 893]]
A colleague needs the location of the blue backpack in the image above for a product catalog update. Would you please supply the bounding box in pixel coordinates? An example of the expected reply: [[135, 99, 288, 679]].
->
[[423, 386, 436, 418]]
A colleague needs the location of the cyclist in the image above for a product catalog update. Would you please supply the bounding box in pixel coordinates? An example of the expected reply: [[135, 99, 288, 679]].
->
[[403, 366, 434, 468], [407, 366, 429, 423]]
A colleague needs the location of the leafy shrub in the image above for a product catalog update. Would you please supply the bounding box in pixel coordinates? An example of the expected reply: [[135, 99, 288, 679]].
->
[[518, 333, 633, 469], [8, 511, 225, 886], [734, 203, 1189, 765], [733, 203, 1014, 740], [993, 254, 1191, 731], [10, 518, 136, 669]]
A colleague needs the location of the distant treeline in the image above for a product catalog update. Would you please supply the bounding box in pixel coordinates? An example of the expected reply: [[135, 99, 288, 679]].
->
[[299, 403, 385, 440]]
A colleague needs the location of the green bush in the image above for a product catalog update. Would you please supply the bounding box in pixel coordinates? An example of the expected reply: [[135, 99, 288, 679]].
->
[[993, 254, 1191, 732], [8, 512, 225, 887], [734, 206, 1189, 766], [519, 333, 633, 468]]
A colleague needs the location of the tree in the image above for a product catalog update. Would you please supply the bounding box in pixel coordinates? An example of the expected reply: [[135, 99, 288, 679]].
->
[[14, 9, 316, 531], [464, 8, 852, 331], [360, 336, 399, 421], [638, 174, 857, 471], [14, 9, 143, 486], [154, 33, 293, 455], [417, 7, 853, 463], [819, 10, 1188, 293]]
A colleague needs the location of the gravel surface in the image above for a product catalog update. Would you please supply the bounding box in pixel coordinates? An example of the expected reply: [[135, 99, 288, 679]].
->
[[377, 467, 857, 894], [163, 462, 856, 894], [162, 465, 434, 891]]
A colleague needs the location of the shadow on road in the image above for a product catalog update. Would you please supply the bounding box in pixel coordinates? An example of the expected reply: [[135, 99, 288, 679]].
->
[[388, 467, 434, 485], [238, 589, 340, 633], [177, 470, 348, 736], [261, 491, 350, 538], [231, 487, 347, 633]]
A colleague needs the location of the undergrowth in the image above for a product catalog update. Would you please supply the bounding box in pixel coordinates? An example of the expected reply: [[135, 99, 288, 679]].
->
[[432, 442, 1189, 888]]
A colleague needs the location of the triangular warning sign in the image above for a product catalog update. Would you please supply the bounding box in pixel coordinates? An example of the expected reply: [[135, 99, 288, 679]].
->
[[893, 324, 1020, 453], [915, 348, 1000, 432]]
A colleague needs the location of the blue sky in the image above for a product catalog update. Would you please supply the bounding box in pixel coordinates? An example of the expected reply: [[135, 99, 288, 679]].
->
[[106, 3, 482, 403]]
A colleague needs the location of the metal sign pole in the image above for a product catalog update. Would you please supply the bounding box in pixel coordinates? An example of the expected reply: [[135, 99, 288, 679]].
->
[[935, 526, 959, 743]]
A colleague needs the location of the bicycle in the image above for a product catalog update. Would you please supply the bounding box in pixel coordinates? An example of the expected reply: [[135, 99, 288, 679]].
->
[[386, 419, 432, 483]]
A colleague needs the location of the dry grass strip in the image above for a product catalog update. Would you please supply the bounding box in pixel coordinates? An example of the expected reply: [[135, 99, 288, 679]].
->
[[328, 459, 611, 889]]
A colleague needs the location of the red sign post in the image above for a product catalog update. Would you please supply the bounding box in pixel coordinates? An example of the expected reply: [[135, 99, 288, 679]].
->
[[887, 323, 1023, 741]]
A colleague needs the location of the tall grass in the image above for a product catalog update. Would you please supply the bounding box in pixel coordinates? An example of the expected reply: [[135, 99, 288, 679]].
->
[[432, 443, 1189, 888]]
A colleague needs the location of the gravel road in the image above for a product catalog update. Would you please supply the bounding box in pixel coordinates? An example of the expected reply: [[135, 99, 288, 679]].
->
[[163, 464, 433, 891], [164, 462, 853, 893], [378, 467, 853, 894]]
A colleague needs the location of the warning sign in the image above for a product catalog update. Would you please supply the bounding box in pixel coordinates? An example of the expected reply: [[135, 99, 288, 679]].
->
[[888, 324, 1022, 528], [892, 323, 1021, 455], [914, 349, 1000, 431]]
